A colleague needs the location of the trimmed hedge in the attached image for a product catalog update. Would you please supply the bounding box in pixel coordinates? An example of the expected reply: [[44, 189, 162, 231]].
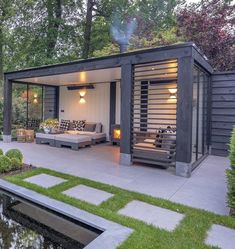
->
[[0, 148, 24, 173], [227, 127, 235, 211], [5, 149, 23, 163], [11, 158, 23, 170], [0, 155, 12, 173]]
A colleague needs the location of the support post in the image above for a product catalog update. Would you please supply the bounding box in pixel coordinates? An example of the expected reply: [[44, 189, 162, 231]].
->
[[3, 78, 12, 142], [176, 57, 194, 177], [109, 81, 116, 137], [120, 63, 133, 166], [55, 86, 60, 119]]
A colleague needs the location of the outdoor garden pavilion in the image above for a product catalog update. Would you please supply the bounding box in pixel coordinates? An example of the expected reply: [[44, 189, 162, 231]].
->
[[3, 42, 214, 177]]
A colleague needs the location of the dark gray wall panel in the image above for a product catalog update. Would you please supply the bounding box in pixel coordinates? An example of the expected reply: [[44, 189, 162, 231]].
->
[[211, 72, 235, 156], [43, 86, 59, 120]]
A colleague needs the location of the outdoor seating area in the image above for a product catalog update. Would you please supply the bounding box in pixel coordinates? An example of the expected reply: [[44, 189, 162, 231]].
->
[[2, 43, 235, 178], [36, 120, 106, 150]]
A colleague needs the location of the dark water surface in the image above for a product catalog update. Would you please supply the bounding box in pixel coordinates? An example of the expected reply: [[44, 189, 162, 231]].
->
[[0, 193, 101, 249]]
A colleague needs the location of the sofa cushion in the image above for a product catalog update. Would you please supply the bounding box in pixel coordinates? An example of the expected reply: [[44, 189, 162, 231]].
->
[[84, 123, 96, 132], [36, 133, 56, 139], [95, 123, 102, 133], [55, 134, 92, 143], [60, 119, 70, 131], [161, 132, 176, 151], [73, 120, 86, 131]]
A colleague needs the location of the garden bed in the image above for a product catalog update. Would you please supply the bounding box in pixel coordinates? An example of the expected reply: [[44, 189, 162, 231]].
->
[[0, 163, 34, 178]]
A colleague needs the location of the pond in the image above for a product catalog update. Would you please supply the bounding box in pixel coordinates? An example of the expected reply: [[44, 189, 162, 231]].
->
[[0, 192, 102, 249]]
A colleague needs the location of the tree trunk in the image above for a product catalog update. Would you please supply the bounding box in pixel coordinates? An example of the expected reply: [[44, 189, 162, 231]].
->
[[46, 0, 62, 58], [82, 0, 94, 59], [0, 24, 4, 95]]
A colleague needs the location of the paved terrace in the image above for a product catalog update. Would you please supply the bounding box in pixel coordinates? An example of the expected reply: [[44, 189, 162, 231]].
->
[[0, 142, 230, 215]]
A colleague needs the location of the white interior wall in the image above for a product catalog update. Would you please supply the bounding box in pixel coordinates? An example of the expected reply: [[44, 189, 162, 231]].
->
[[59, 83, 121, 140], [59, 84, 110, 138]]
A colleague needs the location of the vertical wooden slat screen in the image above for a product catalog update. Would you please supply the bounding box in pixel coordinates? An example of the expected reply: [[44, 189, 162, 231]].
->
[[211, 72, 235, 156], [43, 86, 58, 120], [132, 59, 178, 168]]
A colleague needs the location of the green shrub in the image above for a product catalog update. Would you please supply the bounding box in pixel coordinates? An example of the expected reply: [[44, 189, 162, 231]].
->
[[5, 149, 23, 163], [11, 157, 23, 170], [0, 155, 12, 173], [227, 127, 235, 210], [0, 149, 3, 156]]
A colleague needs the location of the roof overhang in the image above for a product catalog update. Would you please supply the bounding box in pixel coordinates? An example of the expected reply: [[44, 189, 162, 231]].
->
[[4, 42, 213, 86]]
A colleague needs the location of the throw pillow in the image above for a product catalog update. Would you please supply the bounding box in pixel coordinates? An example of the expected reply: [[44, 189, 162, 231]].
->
[[84, 123, 96, 132], [59, 119, 70, 131], [73, 120, 86, 131]]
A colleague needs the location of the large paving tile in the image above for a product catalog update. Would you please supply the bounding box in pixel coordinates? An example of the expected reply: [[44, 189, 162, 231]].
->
[[63, 184, 114, 205], [118, 200, 184, 231], [24, 173, 67, 188], [205, 224, 235, 249]]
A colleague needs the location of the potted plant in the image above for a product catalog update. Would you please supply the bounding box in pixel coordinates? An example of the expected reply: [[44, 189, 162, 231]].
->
[[227, 127, 235, 216], [40, 119, 59, 134]]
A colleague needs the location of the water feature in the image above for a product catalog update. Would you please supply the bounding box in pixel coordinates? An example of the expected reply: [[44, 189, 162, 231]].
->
[[0, 192, 102, 249]]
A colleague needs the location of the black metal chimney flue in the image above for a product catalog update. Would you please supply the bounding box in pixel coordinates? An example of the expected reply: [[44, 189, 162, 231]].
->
[[119, 43, 128, 53]]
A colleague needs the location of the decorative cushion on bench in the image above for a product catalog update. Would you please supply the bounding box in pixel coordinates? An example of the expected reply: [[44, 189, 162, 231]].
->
[[73, 120, 86, 131], [60, 119, 70, 131], [84, 123, 96, 132]]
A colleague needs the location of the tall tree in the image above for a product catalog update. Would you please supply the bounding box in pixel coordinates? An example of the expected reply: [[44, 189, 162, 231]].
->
[[0, 1, 15, 86], [82, 0, 95, 59], [177, 0, 235, 71], [46, 0, 62, 58]]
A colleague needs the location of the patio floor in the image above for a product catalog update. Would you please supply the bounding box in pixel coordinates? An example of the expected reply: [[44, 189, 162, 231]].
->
[[0, 141, 230, 215]]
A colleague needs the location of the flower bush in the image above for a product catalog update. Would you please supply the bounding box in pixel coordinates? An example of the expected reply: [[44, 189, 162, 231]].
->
[[227, 127, 235, 214], [40, 119, 59, 132], [0, 155, 12, 173]]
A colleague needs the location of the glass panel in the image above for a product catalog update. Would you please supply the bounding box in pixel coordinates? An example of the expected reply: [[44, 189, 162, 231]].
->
[[27, 85, 43, 130], [192, 66, 210, 164], [12, 84, 27, 130], [198, 71, 204, 159], [191, 68, 198, 163]]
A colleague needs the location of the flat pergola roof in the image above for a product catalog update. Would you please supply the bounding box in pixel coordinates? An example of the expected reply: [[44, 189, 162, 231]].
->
[[4, 42, 213, 87], [16, 67, 121, 86]]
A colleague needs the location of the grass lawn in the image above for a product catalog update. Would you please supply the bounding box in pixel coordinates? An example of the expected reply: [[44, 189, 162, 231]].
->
[[4, 167, 235, 249]]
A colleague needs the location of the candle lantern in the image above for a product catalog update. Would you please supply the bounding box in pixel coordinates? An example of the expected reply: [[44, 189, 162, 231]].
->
[[17, 129, 26, 143], [25, 130, 35, 143]]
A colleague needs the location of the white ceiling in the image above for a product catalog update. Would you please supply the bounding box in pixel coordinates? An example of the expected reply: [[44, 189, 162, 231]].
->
[[17, 67, 121, 86]]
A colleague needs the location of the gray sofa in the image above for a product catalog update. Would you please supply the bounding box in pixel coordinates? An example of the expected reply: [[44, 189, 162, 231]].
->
[[36, 121, 106, 150]]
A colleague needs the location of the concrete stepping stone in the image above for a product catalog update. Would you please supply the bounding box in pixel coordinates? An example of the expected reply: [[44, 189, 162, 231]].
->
[[118, 200, 184, 231], [24, 173, 67, 188], [63, 185, 114, 205], [206, 224, 235, 249]]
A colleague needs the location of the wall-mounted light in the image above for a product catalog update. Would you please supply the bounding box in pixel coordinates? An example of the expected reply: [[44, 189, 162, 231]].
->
[[33, 93, 38, 104], [169, 88, 177, 99], [79, 89, 86, 104]]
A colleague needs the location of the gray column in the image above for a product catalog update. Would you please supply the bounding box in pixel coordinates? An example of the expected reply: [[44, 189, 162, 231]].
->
[[109, 81, 116, 136], [3, 78, 12, 142], [120, 63, 133, 166], [176, 56, 194, 177]]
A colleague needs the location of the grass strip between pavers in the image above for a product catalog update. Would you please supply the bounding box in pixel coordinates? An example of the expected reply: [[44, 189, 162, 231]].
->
[[3, 167, 235, 249]]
